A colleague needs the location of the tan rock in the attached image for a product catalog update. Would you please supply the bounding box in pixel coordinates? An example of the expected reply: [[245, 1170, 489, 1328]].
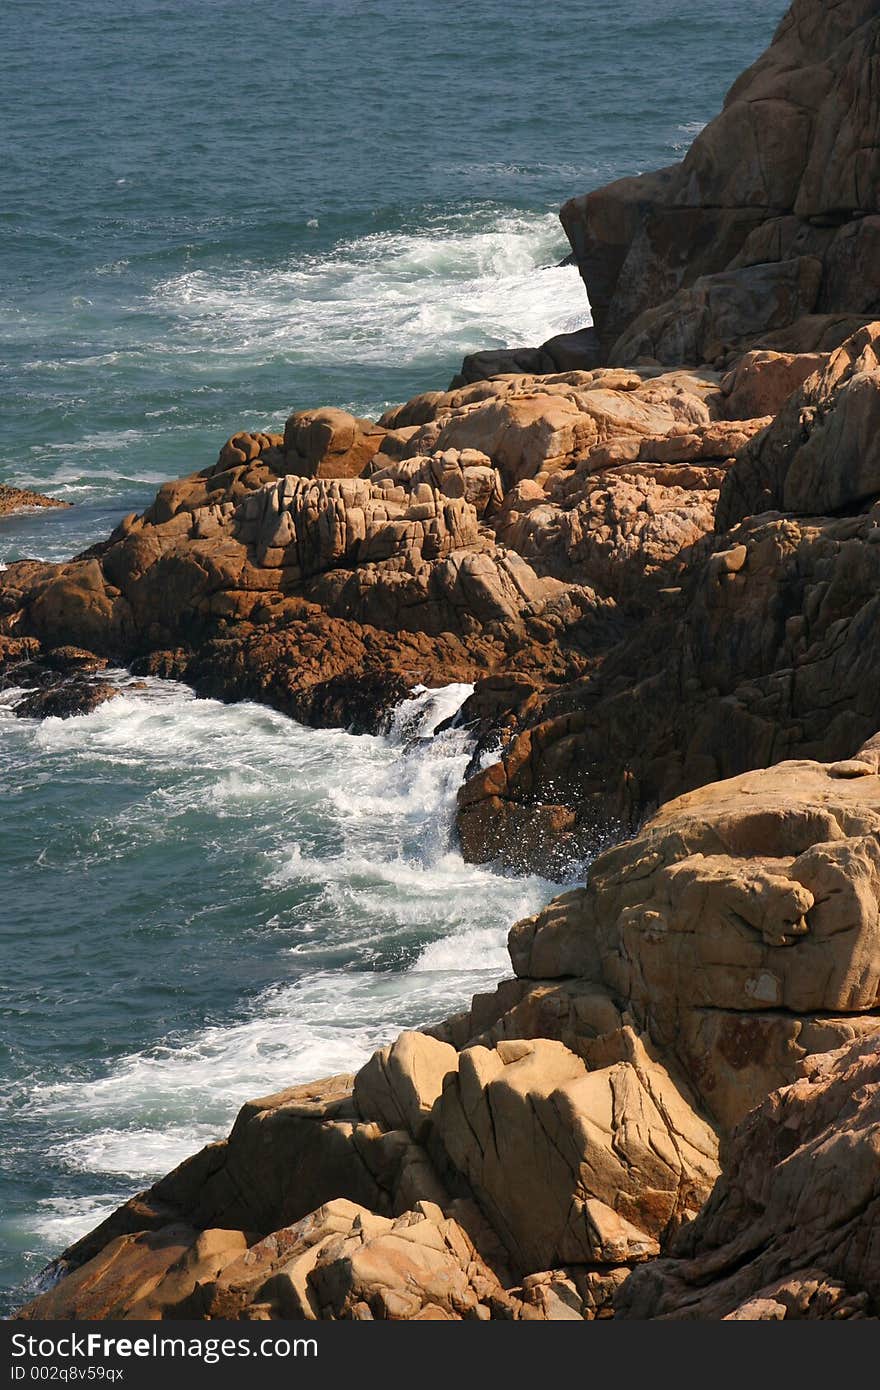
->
[[307, 1210, 498, 1320], [506, 753, 880, 1128], [283, 407, 386, 479], [0, 484, 70, 516], [616, 1035, 880, 1319], [431, 1032, 718, 1273], [353, 1031, 458, 1142], [719, 322, 880, 523], [718, 350, 826, 419], [16, 1225, 245, 1321], [369, 448, 503, 517], [18, 1198, 519, 1322]]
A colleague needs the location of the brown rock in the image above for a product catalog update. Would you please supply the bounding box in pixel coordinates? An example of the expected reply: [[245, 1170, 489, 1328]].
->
[[560, 1, 880, 364], [616, 1035, 880, 1319], [718, 349, 826, 419], [503, 751, 880, 1128], [426, 1032, 718, 1273], [610, 258, 825, 368], [16, 1225, 246, 1321], [0, 484, 71, 516], [283, 408, 386, 479], [12, 677, 119, 720], [718, 322, 880, 523]]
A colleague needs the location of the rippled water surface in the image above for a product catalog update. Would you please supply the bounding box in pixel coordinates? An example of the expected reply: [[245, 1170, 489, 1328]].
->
[[0, 0, 784, 1312]]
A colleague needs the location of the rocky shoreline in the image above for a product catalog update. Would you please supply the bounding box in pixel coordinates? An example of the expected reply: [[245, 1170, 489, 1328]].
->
[[0, 484, 70, 518], [6, 0, 880, 1320]]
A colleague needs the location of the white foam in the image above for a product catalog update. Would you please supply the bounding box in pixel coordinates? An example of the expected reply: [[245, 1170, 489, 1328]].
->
[[57, 1125, 222, 1179], [21, 680, 562, 1220], [388, 682, 474, 742], [151, 209, 590, 368], [25, 1196, 125, 1251], [410, 924, 508, 974], [672, 120, 707, 152]]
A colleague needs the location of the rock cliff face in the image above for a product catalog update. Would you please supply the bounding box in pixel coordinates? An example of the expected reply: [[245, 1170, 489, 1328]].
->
[[457, 323, 880, 873], [560, 0, 880, 369], [8, 0, 880, 1321]]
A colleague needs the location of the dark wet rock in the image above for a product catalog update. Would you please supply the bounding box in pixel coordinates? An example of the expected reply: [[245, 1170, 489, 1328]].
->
[[12, 677, 119, 720], [450, 327, 602, 388]]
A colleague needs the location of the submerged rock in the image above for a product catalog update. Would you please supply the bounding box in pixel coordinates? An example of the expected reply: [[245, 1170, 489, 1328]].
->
[[0, 639, 119, 719], [12, 677, 119, 720]]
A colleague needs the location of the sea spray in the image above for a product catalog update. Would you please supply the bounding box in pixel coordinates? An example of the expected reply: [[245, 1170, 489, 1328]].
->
[[0, 679, 559, 1309]]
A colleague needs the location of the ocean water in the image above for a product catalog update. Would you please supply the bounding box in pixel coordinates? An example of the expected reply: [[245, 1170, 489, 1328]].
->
[[0, 0, 783, 1313]]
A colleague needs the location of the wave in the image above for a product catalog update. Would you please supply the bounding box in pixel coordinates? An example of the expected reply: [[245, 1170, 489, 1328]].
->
[[14, 681, 561, 1221], [25, 1196, 127, 1252], [151, 207, 590, 369], [2, 203, 590, 572]]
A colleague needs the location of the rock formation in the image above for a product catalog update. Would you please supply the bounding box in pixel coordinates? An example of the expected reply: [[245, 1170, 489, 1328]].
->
[[0, 638, 122, 719], [616, 1034, 880, 1320], [7, 0, 880, 1322], [16, 742, 880, 1320], [456, 323, 880, 873], [560, 0, 880, 368], [458, 2, 880, 389], [0, 484, 70, 517], [0, 365, 726, 734], [11, 321, 880, 879]]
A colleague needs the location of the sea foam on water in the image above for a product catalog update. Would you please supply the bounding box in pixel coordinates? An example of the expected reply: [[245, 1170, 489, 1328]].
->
[[5, 680, 559, 1274]]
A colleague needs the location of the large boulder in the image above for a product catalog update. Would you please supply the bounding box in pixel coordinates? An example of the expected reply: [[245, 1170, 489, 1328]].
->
[[450, 328, 602, 389], [471, 749, 880, 1129], [428, 1032, 718, 1272], [610, 258, 824, 368], [717, 321, 880, 524], [354, 1030, 717, 1274], [716, 348, 826, 420], [283, 408, 387, 479]]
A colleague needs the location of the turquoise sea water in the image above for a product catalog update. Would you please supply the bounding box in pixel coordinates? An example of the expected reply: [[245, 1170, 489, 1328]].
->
[[0, 0, 783, 1313]]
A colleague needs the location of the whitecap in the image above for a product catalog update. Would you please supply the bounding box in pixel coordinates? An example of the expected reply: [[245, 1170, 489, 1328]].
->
[[21, 679, 563, 1217], [26, 1196, 126, 1250], [150, 207, 590, 369]]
